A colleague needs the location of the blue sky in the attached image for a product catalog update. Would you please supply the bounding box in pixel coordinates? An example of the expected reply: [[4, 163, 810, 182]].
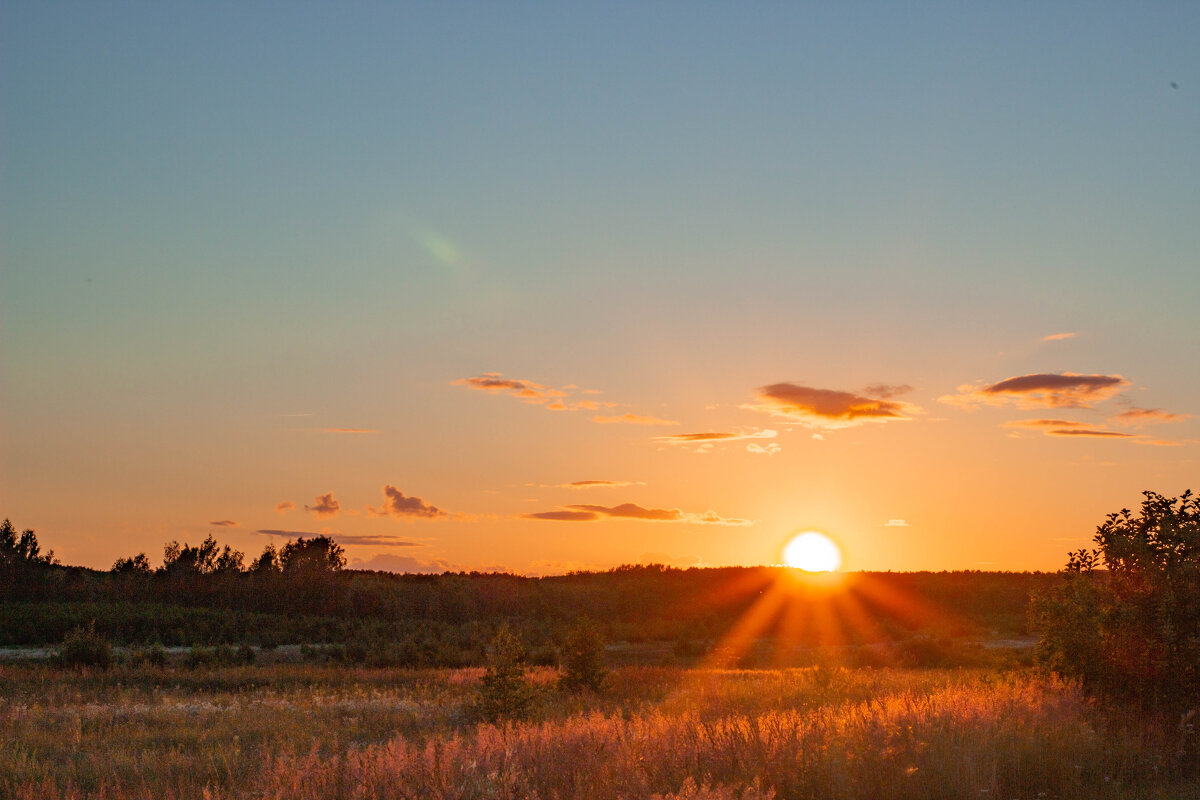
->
[[3, 2, 1198, 572]]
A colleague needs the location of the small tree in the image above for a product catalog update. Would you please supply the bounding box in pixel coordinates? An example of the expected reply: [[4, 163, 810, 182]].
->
[[559, 617, 608, 692], [477, 624, 536, 720], [52, 623, 113, 670], [1032, 490, 1200, 712]]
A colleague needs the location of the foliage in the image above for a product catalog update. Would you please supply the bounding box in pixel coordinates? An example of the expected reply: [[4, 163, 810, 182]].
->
[[280, 535, 346, 575], [1032, 490, 1200, 712], [559, 617, 609, 692], [0, 519, 56, 567], [477, 624, 537, 720], [51, 623, 112, 670]]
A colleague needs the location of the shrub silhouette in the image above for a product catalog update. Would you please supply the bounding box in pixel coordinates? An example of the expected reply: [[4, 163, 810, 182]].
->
[[559, 617, 608, 692], [52, 623, 112, 670], [477, 624, 536, 720], [1032, 490, 1200, 712]]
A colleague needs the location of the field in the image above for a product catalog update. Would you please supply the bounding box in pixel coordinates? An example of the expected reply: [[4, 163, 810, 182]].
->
[[2, 662, 1196, 800]]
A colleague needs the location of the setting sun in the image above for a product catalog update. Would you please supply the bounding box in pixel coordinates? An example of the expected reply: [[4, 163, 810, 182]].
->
[[782, 532, 843, 572]]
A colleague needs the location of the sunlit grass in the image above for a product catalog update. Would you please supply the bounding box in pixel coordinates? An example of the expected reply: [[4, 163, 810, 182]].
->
[[2, 663, 1195, 799]]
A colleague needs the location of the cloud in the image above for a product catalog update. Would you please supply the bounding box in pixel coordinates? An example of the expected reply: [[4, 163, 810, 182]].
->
[[326, 534, 420, 547], [1003, 418, 1168, 442], [656, 429, 777, 443], [256, 529, 325, 538], [746, 442, 782, 455], [884, 519, 910, 527], [592, 413, 680, 426], [1041, 332, 1077, 342], [1109, 407, 1190, 427], [305, 492, 341, 519], [322, 428, 380, 434], [522, 510, 600, 521], [523, 503, 752, 526], [274, 501, 295, 513], [941, 373, 1130, 410], [747, 383, 919, 430], [452, 373, 567, 405], [561, 480, 640, 489], [861, 383, 914, 399], [349, 553, 458, 574], [208, 520, 239, 527], [368, 485, 448, 520]]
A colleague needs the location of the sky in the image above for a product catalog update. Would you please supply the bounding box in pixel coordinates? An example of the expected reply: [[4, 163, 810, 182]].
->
[[3, 2, 1198, 574]]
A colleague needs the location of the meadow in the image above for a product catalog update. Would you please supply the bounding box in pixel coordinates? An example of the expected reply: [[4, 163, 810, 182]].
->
[[2, 661, 1196, 800]]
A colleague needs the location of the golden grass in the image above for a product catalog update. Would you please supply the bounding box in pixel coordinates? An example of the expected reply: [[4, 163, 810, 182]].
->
[[2, 664, 1193, 799]]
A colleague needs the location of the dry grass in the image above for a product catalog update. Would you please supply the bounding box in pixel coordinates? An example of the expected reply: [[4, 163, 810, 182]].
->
[[1, 663, 1193, 799]]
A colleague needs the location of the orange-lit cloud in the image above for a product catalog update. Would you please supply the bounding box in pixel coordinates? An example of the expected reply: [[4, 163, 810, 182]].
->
[[523, 502, 751, 526], [305, 492, 341, 519], [561, 480, 640, 489], [349, 553, 457, 574], [1041, 332, 1077, 342], [747, 383, 919, 430], [255, 529, 421, 548], [1003, 418, 1168, 442], [941, 372, 1130, 409], [274, 501, 295, 513], [322, 427, 380, 434], [592, 413, 679, 426], [656, 429, 777, 444], [453, 373, 567, 405], [368, 484, 447, 520], [1109, 407, 1190, 427], [209, 520, 238, 527], [884, 519, 910, 527], [746, 442, 781, 455], [861, 383, 914, 399]]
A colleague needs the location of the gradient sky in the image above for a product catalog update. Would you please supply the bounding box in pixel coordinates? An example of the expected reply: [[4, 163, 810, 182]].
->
[[3, 2, 1198, 574]]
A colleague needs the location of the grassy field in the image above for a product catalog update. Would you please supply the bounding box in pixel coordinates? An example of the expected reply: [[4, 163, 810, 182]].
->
[[1, 663, 1195, 800]]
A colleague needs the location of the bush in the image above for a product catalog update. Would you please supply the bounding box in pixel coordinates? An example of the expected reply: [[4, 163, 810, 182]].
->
[[52, 623, 112, 669], [559, 618, 608, 692], [1032, 490, 1200, 713], [477, 624, 536, 720]]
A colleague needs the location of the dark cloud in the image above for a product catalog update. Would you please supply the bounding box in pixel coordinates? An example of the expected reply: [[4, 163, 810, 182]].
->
[[748, 383, 918, 430], [208, 520, 238, 527], [256, 529, 325, 538], [349, 553, 458, 574], [522, 510, 601, 521], [1004, 419, 1093, 430], [861, 383, 914, 399], [452, 373, 565, 405], [369, 485, 447, 520], [1110, 407, 1189, 427], [1046, 429, 1137, 439], [305, 492, 341, 519], [524, 503, 752, 526], [942, 372, 1129, 409], [329, 534, 420, 547], [656, 429, 776, 443]]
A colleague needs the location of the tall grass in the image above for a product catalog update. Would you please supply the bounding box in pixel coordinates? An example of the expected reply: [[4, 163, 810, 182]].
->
[[2, 664, 1193, 799]]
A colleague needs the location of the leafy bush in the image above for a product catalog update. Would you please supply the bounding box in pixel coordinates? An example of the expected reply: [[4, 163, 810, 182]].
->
[[1032, 490, 1200, 712], [52, 622, 112, 669], [477, 624, 537, 720], [559, 617, 608, 692]]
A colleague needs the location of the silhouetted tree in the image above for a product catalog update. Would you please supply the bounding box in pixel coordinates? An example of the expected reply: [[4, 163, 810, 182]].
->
[[1032, 490, 1200, 712], [477, 624, 536, 720], [112, 553, 152, 574], [280, 536, 345, 576], [559, 617, 608, 692]]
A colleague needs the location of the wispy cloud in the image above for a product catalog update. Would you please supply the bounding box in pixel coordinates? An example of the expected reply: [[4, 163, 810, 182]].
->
[[941, 372, 1130, 410], [326, 534, 420, 547], [322, 427, 380, 434], [1041, 332, 1077, 342], [746, 383, 920, 430], [656, 429, 777, 444], [861, 383, 914, 399], [368, 485, 448, 520], [884, 519, 910, 527], [746, 442, 782, 455], [1109, 407, 1190, 427], [453, 373, 566, 404], [208, 520, 239, 527], [256, 529, 325, 538], [560, 480, 641, 489], [274, 501, 295, 513], [306, 492, 341, 519], [1004, 418, 1179, 444], [349, 553, 458, 574], [592, 413, 679, 426], [523, 502, 751, 526]]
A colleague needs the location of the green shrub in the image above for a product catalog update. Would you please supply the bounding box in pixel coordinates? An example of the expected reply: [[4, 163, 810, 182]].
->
[[52, 622, 112, 669], [559, 618, 608, 692], [477, 624, 537, 720]]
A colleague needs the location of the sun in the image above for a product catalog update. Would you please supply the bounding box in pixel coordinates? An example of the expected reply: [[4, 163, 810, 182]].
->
[[782, 531, 843, 572]]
